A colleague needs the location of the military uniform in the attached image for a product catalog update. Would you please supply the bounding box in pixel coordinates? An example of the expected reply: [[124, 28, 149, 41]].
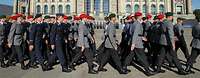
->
[[50, 22, 71, 72], [0, 21, 7, 68], [69, 20, 97, 74], [185, 22, 200, 73], [7, 21, 28, 70], [174, 23, 189, 59]]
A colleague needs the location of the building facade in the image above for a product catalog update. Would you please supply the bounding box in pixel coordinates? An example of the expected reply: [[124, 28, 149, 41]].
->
[[13, 0, 193, 19]]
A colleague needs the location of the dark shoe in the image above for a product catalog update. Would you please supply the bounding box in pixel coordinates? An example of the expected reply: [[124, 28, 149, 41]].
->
[[98, 68, 107, 72], [122, 67, 131, 73], [156, 69, 165, 73], [119, 69, 128, 74], [27, 63, 39, 69], [62, 67, 72, 73], [88, 70, 98, 74], [0, 61, 8, 68], [169, 64, 176, 68], [145, 71, 157, 76], [92, 64, 97, 68], [69, 65, 76, 70], [41, 64, 53, 71], [7, 61, 16, 66], [21, 63, 29, 70], [178, 70, 189, 75]]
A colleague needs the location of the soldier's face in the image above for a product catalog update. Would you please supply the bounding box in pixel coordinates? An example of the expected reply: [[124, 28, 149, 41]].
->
[[57, 16, 64, 22]]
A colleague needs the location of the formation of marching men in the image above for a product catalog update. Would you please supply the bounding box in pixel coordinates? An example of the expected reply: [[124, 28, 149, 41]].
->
[[0, 11, 200, 76]]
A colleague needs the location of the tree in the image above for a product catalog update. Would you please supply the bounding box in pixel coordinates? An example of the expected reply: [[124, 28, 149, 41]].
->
[[193, 9, 200, 22]]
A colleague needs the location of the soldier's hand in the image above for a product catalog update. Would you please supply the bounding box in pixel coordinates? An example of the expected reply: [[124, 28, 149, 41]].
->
[[45, 40, 48, 44], [7, 44, 11, 48], [172, 43, 175, 51], [29, 45, 34, 51], [65, 40, 68, 43], [142, 37, 147, 41], [51, 45, 55, 50], [81, 46, 85, 52], [131, 44, 135, 51]]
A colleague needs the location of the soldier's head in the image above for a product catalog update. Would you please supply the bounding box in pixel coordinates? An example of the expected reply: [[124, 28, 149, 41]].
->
[[0, 15, 6, 22], [134, 12, 143, 20], [44, 15, 50, 22], [34, 14, 43, 22], [27, 15, 33, 22], [73, 15, 80, 23], [79, 13, 88, 22], [104, 16, 109, 22], [15, 14, 24, 23], [142, 17, 147, 22], [109, 13, 117, 23], [177, 17, 185, 24], [56, 13, 64, 23], [165, 12, 173, 21], [157, 14, 165, 21], [63, 15, 68, 23], [146, 14, 152, 20]]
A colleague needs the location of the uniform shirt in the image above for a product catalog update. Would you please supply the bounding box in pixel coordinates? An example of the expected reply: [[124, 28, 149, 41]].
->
[[0, 23, 5, 45], [190, 23, 200, 49], [131, 20, 144, 48], [8, 21, 24, 46], [69, 22, 78, 39], [76, 21, 93, 48], [174, 23, 184, 39]]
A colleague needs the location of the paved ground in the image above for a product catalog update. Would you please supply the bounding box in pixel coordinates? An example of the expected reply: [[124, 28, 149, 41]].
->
[[0, 29, 200, 78]]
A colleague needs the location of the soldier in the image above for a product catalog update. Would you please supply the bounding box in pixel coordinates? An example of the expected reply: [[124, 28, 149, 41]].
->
[[123, 12, 156, 76], [185, 16, 200, 74], [7, 14, 28, 70], [97, 13, 127, 74], [29, 14, 53, 71], [155, 12, 188, 75], [174, 17, 189, 60], [69, 14, 98, 74], [50, 13, 72, 72], [0, 15, 8, 68]]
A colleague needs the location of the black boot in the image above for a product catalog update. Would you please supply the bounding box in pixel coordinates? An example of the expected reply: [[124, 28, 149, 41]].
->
[[122, 66, 131, 72], [118, 68, 128, 74], [145, 68, 157, 76], [6, 61, 16, 67], [41, 64, 53, 71], [69, 64, 76, 70], [185, 66, 195, 74], [98, 67, 107, 72], [62, 67, 72, 73], [21, 62, 29, 70], [88, 69, 98, 74], [27, 62, 39, 69], [178, 70, 189, 75], [0, 60, 8, 68]]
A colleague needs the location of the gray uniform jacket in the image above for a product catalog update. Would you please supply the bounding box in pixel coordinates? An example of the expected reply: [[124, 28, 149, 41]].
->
[[76, 21, 93, 48], [159, 20, 174, 46], [69, 23, 78, 39], [131, 20, 144, 48], [190, 23, 200, 49], [103, 22, 118, 49], [8, 21, 24, 46], [0, 24, 5, 45]]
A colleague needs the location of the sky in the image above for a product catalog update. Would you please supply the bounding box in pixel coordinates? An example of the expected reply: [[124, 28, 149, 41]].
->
[[0, 0, 200, 9]]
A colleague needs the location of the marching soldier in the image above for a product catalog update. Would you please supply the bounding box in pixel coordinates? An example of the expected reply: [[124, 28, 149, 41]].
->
[[29, 14, 52, 71], [123, 12, 156, 76], [174, 17, 189, 60], [98, 13, 127, 74], [155, 12, 188, 75], [69, 14, 98, 74], [50, 13, 72, 72], [185, 15, 200, 74], [7, 14, 28, 70], [0, 15, 8, 68]]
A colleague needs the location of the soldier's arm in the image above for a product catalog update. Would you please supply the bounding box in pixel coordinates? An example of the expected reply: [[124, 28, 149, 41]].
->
[[167, 23, 175, 44], [131, 23, 139, 45], [78, 25, 84, 46], [29, 24, 36, 45], [8, 23, 16, 45], [108, 26, 117, 47], [50, 24, 56, 45]]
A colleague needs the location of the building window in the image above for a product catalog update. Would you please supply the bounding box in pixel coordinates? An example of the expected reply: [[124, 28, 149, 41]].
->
[[126, 0, 131, 2], [59, 0, 62, 2], [37, 0, 40, 2], [58, 5, 63, 13], [135, 0, 139, 2], [85, 0, 91, 15], [134, 4, 139, 12], [44, 5, 48, 14], [94, 0, 100, 16], [176, 6, 183, 14], [151, 0, 155, 2], [159, 4, 165, 13], [142, 4, 147, 14], [45, 0, 48, 2], [151, 4, 156, 15], [160, 0, 164, 2], [51, 5, 55, 14], [103, 0, 109, 16], [36, 5, 41, 14], [52, 0, 55, 2], [66, 5, 71, 15], [126, 4, 132, 14]]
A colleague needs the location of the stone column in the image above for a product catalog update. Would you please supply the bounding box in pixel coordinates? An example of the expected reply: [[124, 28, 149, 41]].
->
[[187, 0, 192, 14], [90, 0, 94, 16], [13, 0, 17, 14], [147, 0, 150, 14], [139, 0, 142, 12], [71, 0, 76, 15], [99, 0, 104, 17], [156, 0, 159, 14], [118, 0, 126, 16]]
